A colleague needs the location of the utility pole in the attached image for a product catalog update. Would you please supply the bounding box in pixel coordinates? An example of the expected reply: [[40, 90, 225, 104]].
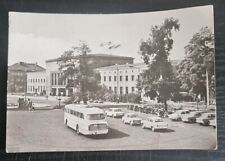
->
[[206, 66, 210, 109]]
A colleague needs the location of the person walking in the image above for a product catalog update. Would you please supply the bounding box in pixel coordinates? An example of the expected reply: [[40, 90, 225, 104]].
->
[[27, 99, 31, 112]]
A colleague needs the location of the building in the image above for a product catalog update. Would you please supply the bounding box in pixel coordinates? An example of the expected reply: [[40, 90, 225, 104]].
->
[[27, 70, 47, 95], [96, 63, 148, 95], [45, 54, 134, 96], [7, 62, 45, 93]]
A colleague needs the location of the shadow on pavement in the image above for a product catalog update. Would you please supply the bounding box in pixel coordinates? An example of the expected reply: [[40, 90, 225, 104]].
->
[[155, 128, 175, 133], [87, 128, 130, 139]]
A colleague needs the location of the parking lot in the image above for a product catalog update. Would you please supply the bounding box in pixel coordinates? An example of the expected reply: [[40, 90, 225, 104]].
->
[[6, 106, 216, 152]]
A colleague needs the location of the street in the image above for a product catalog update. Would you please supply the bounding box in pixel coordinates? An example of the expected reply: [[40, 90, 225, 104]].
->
[[6, 107, 216, 152]]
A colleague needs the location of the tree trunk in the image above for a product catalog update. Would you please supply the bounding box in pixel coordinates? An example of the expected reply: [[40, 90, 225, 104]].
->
[[164, 99, 167, 111]]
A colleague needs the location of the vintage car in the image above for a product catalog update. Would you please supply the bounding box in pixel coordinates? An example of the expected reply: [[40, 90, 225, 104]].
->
[[122, 113, 142, 125], [141, 116, 168, 131], [196, 112, 215, 125], [105, 108, 124, 118], [181, 111, 203, 123], [168, 110, 190, 121], [209, 118, 216, 128]]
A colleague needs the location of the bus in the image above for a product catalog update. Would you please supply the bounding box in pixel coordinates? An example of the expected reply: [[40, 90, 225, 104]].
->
[[64, 104, 108, 135]]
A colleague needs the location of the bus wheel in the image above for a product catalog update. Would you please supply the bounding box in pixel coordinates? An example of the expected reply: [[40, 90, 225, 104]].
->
[[76, 125, 80, 135]]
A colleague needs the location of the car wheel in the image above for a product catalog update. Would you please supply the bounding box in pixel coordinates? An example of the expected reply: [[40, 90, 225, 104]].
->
[[76, 125, 80, 135]]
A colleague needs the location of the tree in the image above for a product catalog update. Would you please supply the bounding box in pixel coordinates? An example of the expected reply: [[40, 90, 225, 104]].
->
[[177, 27, 215, 106], [58, 42, 100, 104], [139, 17, 180, 111]]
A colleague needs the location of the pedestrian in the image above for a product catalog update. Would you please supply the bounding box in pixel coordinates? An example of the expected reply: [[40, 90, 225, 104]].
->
[[30, 100, 35, 112], [27, 99, 31, 111]]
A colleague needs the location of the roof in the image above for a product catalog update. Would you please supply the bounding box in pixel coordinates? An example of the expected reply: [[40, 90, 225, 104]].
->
[[96, 63, 148, 71], [65, 104, 104, 114], [46, 53, 134, 63], [9, 62, 45, 72], [147, 116, 162, 120]]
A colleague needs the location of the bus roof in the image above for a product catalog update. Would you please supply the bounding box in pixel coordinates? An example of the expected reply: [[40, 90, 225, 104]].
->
[[65, 104, 104, 114]]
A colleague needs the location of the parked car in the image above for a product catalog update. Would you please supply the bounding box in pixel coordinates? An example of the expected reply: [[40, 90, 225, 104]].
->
[[122, 113, 142, 125], [209, 119, 216, 128], [168, 110, 190, 121], [181, 111, 203, 123], [196, 113, 215, 125], [105, 108, 124, 118], [141, 116, 168, 131]]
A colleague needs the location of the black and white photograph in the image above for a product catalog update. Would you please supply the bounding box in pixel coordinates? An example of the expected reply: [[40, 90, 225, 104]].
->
[[6, 5, 216, 152]]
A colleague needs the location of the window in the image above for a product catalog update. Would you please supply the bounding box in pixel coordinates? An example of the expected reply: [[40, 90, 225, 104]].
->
[[109, 76, 111, 82], [109, 86, 112, 91], [126, 76, 128, 81], [126, 87, 128, 94], [137, 75, 140, 80], [132, 87, 135, 92], [114, 76, 116, 81], [114, 87, 117, 93], [120, 76, 122, 81], [120, 87, 123, 95], [104, 76, 106, 82], [131, 75, 134, 81], [51, 73, 54, 85]]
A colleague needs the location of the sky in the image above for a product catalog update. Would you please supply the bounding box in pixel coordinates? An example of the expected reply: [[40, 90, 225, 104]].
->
[[8, 5, 214, 67]]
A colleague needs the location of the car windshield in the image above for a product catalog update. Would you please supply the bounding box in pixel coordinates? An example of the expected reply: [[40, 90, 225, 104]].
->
[[155, 119, 163, 122], [129, 114, 138, 118], [87, 113, 105, 120], [114, 109, 122, 112]]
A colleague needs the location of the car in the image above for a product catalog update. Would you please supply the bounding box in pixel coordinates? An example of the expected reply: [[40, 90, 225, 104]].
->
[[196, 112, 215, 125], [141, 116, 168, 131], [181, 111, 203, 123], [105, 108, 124, 118], [209, 119, 216, 128], [122, 113, 142, 125], [168, 110, 190, 121]]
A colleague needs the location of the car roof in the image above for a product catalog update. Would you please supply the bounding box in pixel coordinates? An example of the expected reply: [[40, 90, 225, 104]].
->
[[65, 104, 104, 114], [147, 116, 162, 120], [125, 113, 136, 116], [110, 108, 121, 110], [202, 112, 215, 115]]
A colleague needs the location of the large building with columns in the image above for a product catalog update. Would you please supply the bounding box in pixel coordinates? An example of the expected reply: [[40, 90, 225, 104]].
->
[[96, 63, 148, 95], [45, 54, 134, 96]]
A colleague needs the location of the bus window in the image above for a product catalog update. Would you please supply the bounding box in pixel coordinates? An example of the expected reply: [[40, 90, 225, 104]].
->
[[87, 114, 105, 120]]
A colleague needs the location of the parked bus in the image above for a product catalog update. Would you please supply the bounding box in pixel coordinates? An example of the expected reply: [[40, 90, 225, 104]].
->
[[64, 104, 108, 135]]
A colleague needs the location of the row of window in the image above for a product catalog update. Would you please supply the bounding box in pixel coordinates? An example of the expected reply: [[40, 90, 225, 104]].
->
[[108, 86, 135, 94], [51, 73, 67, 86], [27, 85, 46, 93], [29, 78, 46, 83], [103, 70, 136, 74], [65, 108, 84, 119], [103, 75, 140, 82]]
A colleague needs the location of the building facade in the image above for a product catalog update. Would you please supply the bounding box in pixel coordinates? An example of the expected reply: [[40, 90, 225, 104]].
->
[[27, 71, 47, 95], [7, 62, 45, 93], [96, 63, 148, 95], [45, 54, 134, 96]]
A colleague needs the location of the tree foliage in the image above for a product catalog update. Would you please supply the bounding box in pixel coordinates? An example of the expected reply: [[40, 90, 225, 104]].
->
[[139, 17, 180, 111], [58, 42, 100, 103], [177, 27, 215, 102]]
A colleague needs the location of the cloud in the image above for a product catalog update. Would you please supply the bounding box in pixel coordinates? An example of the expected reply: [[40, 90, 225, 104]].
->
[[8, 33, 71, 67]]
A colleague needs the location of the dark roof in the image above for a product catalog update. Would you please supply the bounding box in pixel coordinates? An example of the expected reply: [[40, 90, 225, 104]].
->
[[9, 62, 45, 72], [46, 53, 134, 63]]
